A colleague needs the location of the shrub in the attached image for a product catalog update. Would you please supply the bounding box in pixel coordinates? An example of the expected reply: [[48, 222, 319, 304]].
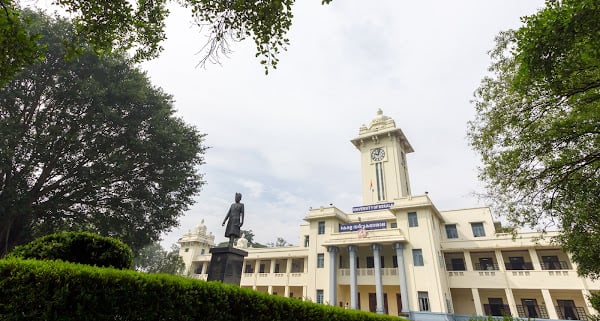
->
[[0, 258, 402, 321], [7, 231, 132, 269]]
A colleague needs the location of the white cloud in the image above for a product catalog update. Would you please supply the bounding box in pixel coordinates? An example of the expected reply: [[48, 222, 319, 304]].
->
[[135, 0, 547, 249]]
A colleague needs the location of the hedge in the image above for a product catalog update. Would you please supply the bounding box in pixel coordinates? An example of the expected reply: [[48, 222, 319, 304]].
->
[[7, 231, 132, 269], [0, 258, 404, 321]]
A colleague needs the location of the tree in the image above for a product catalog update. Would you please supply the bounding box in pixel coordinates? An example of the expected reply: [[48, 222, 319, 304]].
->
[[0, 11, 206, 256], [0, 0, 43, 86], [469, 0, 600, 282], [267, 237, 292, 247], [0, 0, 330, 82], [216, 229, 267, 247], [134, 243, 184, 274]]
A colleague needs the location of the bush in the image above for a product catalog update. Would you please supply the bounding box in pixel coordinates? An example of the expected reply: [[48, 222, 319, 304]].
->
[[0, 258, 402, 321], [7, 231, 132, 269]]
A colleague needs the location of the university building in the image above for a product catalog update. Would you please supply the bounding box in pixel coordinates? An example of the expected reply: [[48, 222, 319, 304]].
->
[[178, 110, 599, 320]]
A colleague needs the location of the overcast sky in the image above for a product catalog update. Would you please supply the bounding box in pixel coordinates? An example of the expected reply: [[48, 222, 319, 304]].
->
[[136, 0, 546, 247]]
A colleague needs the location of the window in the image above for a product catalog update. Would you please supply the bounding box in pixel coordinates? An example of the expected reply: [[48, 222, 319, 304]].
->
[[200, 248, 205, 255], [391, 222, 398, 228], [184, 248, 189, 252], [522, 299, 540, 318], [339, 255, 344, 269], [316, 290, 324, 304], [450, 258, 465, 271], [317, 253, 324, 268], [318, 221, 325, 234], [259, 263, 266, 273], [488, 298, 508, 316], [393, 255, 398, 268], [557, 300, 578, 320], [304, 235, 309, 247], [408, 212, 418, 227], [471, 222, 485, 237], [412, 249, 424, 266], [418, 292, 430, 311], [445, 224, 458, 239], [478, 257, 495, 270], [244, 264, 253, 273], [366, 256, 385, 268], [508, 256, 526, 270], [542, 255, 562, 270]]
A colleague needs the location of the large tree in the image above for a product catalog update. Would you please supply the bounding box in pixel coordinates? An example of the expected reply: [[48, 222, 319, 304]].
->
[[0, 11, 206, 256], [469, 0, 600, 281], [134, 243, 184, 274], [0, 0, 323, 84]]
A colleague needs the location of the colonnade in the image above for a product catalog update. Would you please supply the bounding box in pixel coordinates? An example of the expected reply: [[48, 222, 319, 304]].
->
[[327, 242, 409, 314]]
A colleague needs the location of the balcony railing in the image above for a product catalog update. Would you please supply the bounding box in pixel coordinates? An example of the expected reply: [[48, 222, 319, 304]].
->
[[483, 304, 511, 316], [541, 261, 569, 270], [516, 305, 549, 319], [474, 263, 499, 271], [446, 264, 466, 271], [556, 306, 589, 321], [504, 262, 533, 270]]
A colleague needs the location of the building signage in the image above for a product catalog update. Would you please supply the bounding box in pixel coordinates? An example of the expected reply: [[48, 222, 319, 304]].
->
[[351, 202, 394, 213], [339, 221, 387, 232]]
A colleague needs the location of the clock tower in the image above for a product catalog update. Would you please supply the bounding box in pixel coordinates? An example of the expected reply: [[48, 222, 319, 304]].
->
[[351, 109, 414, 204]]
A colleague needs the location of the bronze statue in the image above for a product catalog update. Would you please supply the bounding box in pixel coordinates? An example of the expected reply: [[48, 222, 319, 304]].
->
[[222, 193, 244, 247]]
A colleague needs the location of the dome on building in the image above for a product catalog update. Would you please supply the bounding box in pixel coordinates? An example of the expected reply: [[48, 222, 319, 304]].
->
[[367, 108, 396, 131], [194, 219, 207, 235]]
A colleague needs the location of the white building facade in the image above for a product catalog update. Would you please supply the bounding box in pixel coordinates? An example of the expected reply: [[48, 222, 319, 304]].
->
[[179, 110, 600, 321]]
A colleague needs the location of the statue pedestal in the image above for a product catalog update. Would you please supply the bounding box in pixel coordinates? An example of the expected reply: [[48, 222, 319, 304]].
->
[[207, 247, 248, 285]]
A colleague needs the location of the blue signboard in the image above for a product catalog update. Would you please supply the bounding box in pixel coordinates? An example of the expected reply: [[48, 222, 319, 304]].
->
[[351, 202, 394, 213], [339, 221, 387, 232]]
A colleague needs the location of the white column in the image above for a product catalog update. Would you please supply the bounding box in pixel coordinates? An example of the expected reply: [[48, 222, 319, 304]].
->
[[372, 243, 384, 314], [505, 288, 518, 317], [201, 262, 208, 274], [348, 245, 359, 310], [582, 289, 598, 315], [270, 259, 276, 273], [529, 248, 541, 270], [472, 288, 483, 316], [268, 285, 273, 294], [464, 251, 474, 271], [284, 258, 293, 297], [254, 260, 261, 273], [495, 250, 505, 271], [253, 260, 260, 290], [542, 289, 559, 319], [393, 242, 409, 313], [328, 246, 339, 306]]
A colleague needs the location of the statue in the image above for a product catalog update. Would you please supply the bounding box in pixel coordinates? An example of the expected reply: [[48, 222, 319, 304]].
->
[[222, 192, 244, 247]]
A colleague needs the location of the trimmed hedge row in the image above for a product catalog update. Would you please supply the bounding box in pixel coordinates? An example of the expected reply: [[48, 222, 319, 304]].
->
[[0, 258, 404, 321], [7, 231, 132, 269]]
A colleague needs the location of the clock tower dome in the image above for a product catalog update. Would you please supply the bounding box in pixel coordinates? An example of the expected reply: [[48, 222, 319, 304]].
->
[[350, 109, 414, 204]]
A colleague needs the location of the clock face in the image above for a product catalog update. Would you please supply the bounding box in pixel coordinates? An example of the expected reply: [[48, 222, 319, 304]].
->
[[371, 148, 385, 162]]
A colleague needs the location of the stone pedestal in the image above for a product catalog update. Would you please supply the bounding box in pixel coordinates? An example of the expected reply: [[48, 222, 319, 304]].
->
[[206, 247, 248, 285]]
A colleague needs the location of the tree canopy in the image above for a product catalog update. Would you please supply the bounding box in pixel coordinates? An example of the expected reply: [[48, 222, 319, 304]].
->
[[469, 0, 600, 279], [0, 0, 331, 84], [133, 243, 184, 274], [0, 11, 206, 256]]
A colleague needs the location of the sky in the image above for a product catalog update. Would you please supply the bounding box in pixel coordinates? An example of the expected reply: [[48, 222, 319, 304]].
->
[[134, 0, 547, 248]]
